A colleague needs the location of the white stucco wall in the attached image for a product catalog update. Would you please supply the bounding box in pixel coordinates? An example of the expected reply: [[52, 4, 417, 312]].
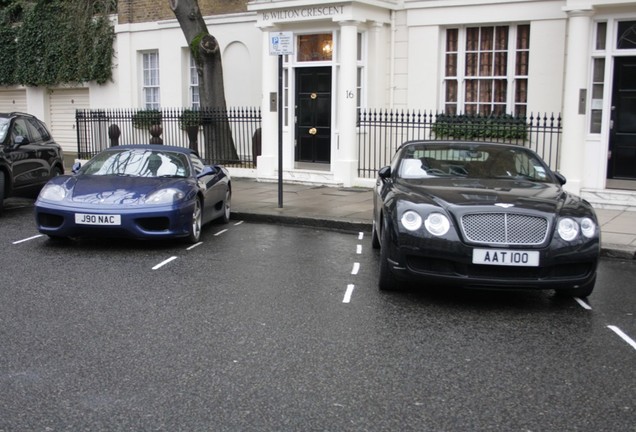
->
[[113, 14, 262, 109]]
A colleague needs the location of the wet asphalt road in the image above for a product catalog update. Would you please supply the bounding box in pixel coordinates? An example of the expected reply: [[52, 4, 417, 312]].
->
[[0, 199, 634, 431]]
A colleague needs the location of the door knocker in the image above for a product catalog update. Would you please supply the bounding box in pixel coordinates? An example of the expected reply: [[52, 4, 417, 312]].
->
[[310, 93, 317, 100], [308, 127, 317, 135]]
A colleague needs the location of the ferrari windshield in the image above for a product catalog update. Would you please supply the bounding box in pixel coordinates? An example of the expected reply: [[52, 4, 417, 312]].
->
[[397, 143, 552, 183], [82, 148, 191, 177]]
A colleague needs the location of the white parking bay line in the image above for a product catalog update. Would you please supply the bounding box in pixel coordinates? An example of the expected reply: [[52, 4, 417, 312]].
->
[[343, 284, 355, 303], [186, 242, 203, 251], [215, 229, 228, 236], [234, 221, 244, 226], [358, 232, 364, 240], [12, 234, 44, 244], [152, 256, 178, 270], [356, 244, 362, 254], [607, 326, 636, 351], [574, 297, 592, 310]]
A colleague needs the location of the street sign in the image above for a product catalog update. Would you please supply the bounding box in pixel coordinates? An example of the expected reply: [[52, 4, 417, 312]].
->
[[269, 31, 294, 56]]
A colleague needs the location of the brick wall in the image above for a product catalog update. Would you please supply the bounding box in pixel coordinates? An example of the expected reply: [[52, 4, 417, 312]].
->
[[119, 0, 249, 24]]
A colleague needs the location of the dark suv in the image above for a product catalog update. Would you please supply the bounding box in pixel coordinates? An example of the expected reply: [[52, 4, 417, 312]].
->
[[0, 112, 64, 213]]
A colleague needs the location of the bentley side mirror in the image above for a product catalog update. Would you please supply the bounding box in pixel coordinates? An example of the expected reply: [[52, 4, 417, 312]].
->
[[378, 166, 392, 180], [554, 171, 567, 186]]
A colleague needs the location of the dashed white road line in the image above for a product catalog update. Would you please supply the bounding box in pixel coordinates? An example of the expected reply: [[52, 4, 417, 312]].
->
[[234, 221, 244, 226], [215, 229, 228, 236], [607, 326, 636, 351], [358, 232, 364, 240], [356, 244, 362, 254], [351, 262, 360, 275], [12, 234, 44, 244], [152, 256, 178, 270], [343, 284, 355, 303]]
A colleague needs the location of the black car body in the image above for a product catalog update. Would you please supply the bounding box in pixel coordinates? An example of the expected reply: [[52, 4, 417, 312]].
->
[[372, 141, 600, 297], [0, 112, 65, 212]]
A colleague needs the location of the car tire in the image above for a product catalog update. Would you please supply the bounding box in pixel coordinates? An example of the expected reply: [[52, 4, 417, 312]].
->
[[371, 219, 380, 249], [555, 275, 596, 298], [378, 225, 398, 291], [0, 172, 5, 214], [220, 188, 231, 224], [187, 198, 202, 243]]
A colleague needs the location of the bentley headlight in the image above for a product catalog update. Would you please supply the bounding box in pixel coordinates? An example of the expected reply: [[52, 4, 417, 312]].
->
[[425, 212, 450, 236], [580, 217, 596, 238], [558, 217, 579, 241], [145, 188, 185, 204], [39, 184, 66, 201], [401, 210, 422, 231]]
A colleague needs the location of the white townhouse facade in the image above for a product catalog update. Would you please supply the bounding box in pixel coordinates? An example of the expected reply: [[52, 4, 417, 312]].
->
[[1, 0, 636, 206]]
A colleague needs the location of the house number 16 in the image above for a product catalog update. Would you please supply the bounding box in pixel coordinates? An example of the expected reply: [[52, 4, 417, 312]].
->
[[345, 90, 355, 99]]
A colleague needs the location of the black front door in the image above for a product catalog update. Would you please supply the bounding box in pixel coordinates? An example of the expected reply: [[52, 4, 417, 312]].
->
[[608, 57, 636, 180], [295, 67, 331, 164]]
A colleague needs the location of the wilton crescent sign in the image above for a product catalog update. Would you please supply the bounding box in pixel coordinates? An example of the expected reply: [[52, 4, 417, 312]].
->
[[261, 5, 345, 22]]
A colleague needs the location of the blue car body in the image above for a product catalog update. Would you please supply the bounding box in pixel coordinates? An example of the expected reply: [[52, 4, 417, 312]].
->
[[34, 145, 231, 242]]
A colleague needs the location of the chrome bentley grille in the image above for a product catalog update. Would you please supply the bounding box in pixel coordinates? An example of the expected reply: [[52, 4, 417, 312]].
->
[[461, 213, 548, 245]]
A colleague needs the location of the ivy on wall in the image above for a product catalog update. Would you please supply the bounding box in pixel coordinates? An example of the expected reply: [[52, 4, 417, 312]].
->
[[0, 0, 115, 86]]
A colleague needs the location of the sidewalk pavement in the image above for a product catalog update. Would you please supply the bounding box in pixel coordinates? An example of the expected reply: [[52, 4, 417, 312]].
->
[[231, 177, 636, 260]]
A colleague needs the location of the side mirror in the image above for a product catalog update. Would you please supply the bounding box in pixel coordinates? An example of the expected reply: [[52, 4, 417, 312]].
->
[[197, 166, 216, 178], [72, 162, 82, 174], [553, 171, 567, 186], [378, 166, 392, 180], [14, 135, 27, 146]]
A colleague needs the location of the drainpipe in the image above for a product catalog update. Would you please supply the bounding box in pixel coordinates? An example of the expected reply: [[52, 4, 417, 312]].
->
[[390, 10, 396, 108]]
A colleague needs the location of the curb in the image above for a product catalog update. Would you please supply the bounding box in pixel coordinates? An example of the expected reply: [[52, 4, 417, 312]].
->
[[230, 211, 372, 233]]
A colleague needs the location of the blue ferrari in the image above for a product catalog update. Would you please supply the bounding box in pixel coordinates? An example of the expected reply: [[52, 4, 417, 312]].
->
[[34, 145, 231, 243]]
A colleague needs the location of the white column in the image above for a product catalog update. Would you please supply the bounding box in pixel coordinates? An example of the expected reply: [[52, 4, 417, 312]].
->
[[560, 9, 594, 194], [256, 26, 279, 179], [334, 21, 359, 187]]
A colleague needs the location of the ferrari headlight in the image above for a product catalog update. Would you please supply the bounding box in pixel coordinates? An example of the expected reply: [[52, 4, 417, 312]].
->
[[558, 217, 579, 241], [401, 210, 422, 231], [39, 184, 66, 201], [580, 217, 596, 238], [145, 188, 185, 204], [425, 212, 450, 236]]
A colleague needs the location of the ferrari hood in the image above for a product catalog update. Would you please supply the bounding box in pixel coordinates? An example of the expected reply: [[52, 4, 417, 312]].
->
[[68, 175, 184, 205], [397, 178, 567, 213]]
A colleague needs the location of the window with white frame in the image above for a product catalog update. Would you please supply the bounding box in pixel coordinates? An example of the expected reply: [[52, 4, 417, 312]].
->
[[142, 51, 160, 109], [189, 55, 200, 109], [444, 24, 530, 116]]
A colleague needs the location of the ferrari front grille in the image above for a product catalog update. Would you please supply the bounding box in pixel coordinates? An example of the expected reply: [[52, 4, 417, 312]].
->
[[460, 213, 548, 245]]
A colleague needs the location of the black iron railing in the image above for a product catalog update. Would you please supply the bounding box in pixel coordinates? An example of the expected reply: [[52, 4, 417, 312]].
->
[[76, 107, 262, 167], [76, 108, 562, 180], [357, 110, 562, 179]]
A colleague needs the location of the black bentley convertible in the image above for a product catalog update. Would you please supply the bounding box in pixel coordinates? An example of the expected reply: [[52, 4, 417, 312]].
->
[[372, 141, 600, 297]]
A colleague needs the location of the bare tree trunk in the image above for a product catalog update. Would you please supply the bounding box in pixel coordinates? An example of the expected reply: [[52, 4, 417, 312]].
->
[[169, 0, 239, 163]]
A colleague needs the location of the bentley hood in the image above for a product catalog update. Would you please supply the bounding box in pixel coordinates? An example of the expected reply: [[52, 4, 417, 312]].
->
[[396, 178, 570, 214]]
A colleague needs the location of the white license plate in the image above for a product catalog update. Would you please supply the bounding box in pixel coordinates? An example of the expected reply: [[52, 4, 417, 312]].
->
[[75, 213, 121, 226], [472, 249, 539, 267]]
